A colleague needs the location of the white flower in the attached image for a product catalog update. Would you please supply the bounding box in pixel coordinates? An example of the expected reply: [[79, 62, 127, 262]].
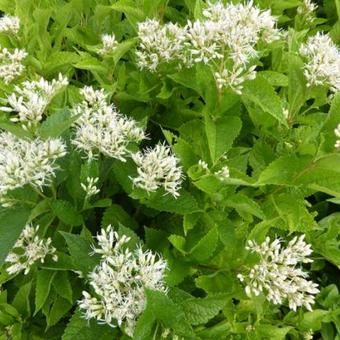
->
[[214, 65, 256, 94], [335, 123, 340, 148], [79, 225, 167, 337], [0, 132, 66, 205], [72, 86, 145, 161], [297, 0, 317, 23], [198, 160, 209, 172], [136, 19, 188, 71], [0, 47, 27, 83], [81, 177, 100, 198], [5, 224, 57, 275], [300, 33, 340, 94], [2, 74, 68, 129], [98, 33, 118, 56], [215, 165, 230, 181], [239, 235, 319, 311], [0, 15, 20, 34], [185, 20, 222, 64], [131, 143, 183, 197], [136, 1, 280, 93]]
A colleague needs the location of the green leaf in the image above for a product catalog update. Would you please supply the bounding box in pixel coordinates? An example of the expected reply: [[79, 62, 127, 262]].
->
[[62, 310, 115, 340], [257, 155, 312, 186], [300, 310, 329, 331], [47, 296, 73, 327], [0, 206, 31, 266], [52, 271, 73, 304], [0, 122, 33, 139], [133, 306, 156, 340], [142, 289, 195, 337], [180, 294, 228, 325], [242, 75, 287, 126], [35, 270, 56, 315], [190, 227, 219, 262], [60, 232, 99, 274], [101, 204, 138, 230], [205, 115, 242, 164], [142, 190, 201, 215], [224, 194, 265, 219], [288, 54, 306, 116], [39, 109, 79, 139], [111, 1, 145, 21], [111, 38, 137, 64], [52, 200, 84, 226]]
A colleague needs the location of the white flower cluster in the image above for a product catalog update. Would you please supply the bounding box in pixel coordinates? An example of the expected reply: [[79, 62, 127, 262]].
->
[[297, 0, 317, 23], [81, 177, 100, 198], [136, 19, 188, 72], [0, 132, 66, 206], [72, 86, 145, 161], [0, 15, 20, 34], [1, 74, 68, 130], [131, 143, 183, 197], [79, 226, 167, 337], [98, 33, 118, 56], [0, 47, 27, 83], [136, 1, 280, 93], [335, 124, 340, 148], [300, 33, 340, 94], [5, 224, 57, 275], [197, 160, 230, 181], [238, 235, 319, 311]]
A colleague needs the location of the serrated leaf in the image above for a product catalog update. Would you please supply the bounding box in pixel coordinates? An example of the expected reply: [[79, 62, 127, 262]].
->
[[47, 296, 73, 327], [52, 200, 83, 226], [60, 232, 99, 274], [205, 115, 242, 164], [101, 204, 138, 230], [35, 270, 56, 315], [190, 227, 218, 262], [52, 271, 73, 303], [0, 206, 31, 266], [225, 194, 265, 219], [141, 289, 195, 338], [257, 155, 312, 186], [180, 294, 228, 325], [242, 75, 287, 126], [62, 310, 115, 340], [38, 109, 79, 139], [142, 190, 201, 215], [111, 38, 137, 64]]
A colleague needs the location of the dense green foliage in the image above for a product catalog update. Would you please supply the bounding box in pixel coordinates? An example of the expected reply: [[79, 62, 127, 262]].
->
[[0, 0, 339, 339]]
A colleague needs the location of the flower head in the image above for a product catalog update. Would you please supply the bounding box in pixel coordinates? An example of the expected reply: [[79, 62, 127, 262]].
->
[[0, 47, 27, 83], [2, 74, 68, 129], [136, 19, 188, 71], [335, 123, 340, 148], [238, 235, 319, 311], [131, 143, 183, 197], [300, 33, 340, 94], [0, 132, 66, 205], [98, 33, 118, 56], [79, 226, 167, 337], [0, 15, 20, 34], [5, 224, 57, 275], [72, 86, 145, 161], [136, 1, 280, 93]]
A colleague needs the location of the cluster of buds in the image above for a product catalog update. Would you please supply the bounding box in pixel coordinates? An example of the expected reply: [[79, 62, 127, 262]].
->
[[72, 86, 145, 161], [79, 226, 167, 337], [131, 143, 183, 197], [5, 224, 57, 275], [238, 235, 319, 311]]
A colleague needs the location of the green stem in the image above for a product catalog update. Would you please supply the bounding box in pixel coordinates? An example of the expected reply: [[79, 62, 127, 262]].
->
[[335, 0, 340, 20]]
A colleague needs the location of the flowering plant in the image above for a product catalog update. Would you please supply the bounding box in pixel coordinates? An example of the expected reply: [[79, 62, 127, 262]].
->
[[0, 0, 339, 339]]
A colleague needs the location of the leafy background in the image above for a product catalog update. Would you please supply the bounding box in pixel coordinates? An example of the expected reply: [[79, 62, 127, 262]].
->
[[0, 0, 339, 339]]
